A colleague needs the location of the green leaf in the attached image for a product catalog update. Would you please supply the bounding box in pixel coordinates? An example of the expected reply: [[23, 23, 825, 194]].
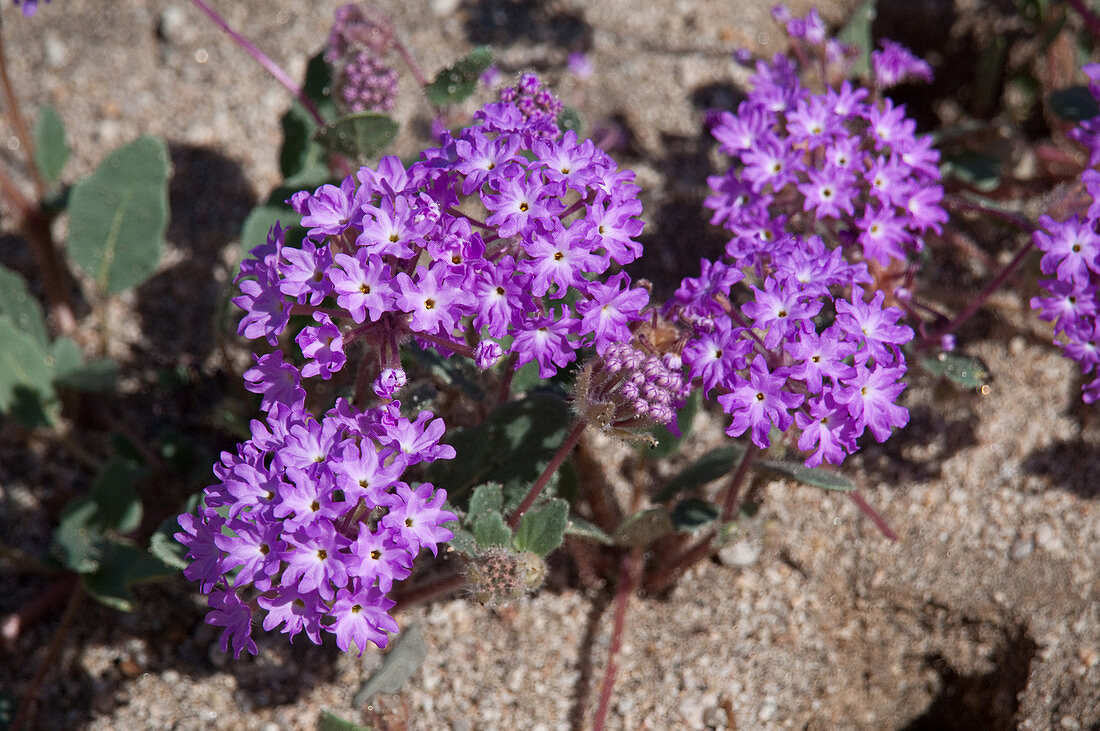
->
[[558, 107, 582, 135], [279, 52, 336, 188], [837, 0, 877, 78], [33, 104, 69, 184], [148, 523, 188, 570], [654, 443, 746, 503], [426, 47, 493, 106], [644, 390, 700, 459], [670, 498, 720, 532], [757, 459, 855, 492], [51, 498, 108, 573], [314, 112, 398, 162], [426, 392, 573, 509], [472, 510, 512, 548], [612, 508, 673, 548], [942, 151, 1001, 191], [446, 527, 478, 557], [52, 338, 117, 393], [319, 712, 373, 731], [0, 263, 48, 347], [353, 625, 427, 707], [68, 136, 170, 294], [0, 314, 55, 416], [513, 498, 568, 556], [89, 458, 145, 534], [1048, 86, 1100, 122], [466, 482, 504, 524], [564, 515, 613, 545], [81, 539, 176, 611], [240, 204, 302, 255], [918, 351, 991, 389]]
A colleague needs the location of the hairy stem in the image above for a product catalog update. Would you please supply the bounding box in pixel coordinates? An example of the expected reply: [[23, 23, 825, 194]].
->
[[391, 571, 466, 611], [848, 490, 898, 541], [0, 23, 43, 197], [920, 235, 1036, 349], [507, 420, 587, 529], [190, 0, 326, 126], [644, 444, 756, 593], [592, 551, 637, 731]]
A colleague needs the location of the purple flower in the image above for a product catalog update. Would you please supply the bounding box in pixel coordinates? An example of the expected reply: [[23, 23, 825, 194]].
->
[[576, 273, 650, 352], [328, 585, 399, 654], [872, 39, 934, 88], [207, 589, 257, 659], [259, 587, 325, 645], [243, 352, 306, 411], [300, 177, 358, 239], [379, 483, 457, 555], [717, 355, 803, 448], [296, 313, 347, 380]]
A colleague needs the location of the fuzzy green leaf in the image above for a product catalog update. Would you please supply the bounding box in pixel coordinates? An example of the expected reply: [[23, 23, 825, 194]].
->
[[1048, 86, 1100, 122], [68, 136, 170, 294], [426, 47, 493, 106], [654, 443, 747, 503], [466, 482, 504, 524], [81, 539, 176, 611], [314, 112, 398, 162], [837, 0, 877, 78], [0, 263, 48, 347], [757, 459, 855, 492], [472, 510, 512, 548], [919, 351, 991, 389], [0, 314, 55, 415], [426, 392, 572, 509], [240, 204, 302, 255], [671, 498, 720, 532], [34, 104, 69, 184], [88, 458, 145, 534], [353, 625, 427, 707], [612, 508, 673, 548], [52, 499, 108, 573], [52, 337, 117, 393], [514, 498, 569, 556], [564, 515, 613, 545]]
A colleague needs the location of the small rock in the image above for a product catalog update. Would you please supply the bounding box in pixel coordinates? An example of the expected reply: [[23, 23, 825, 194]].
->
[[430, 0, 462, 15], [758, 698, 777, 721], [702, 704, 728, 728], [1009, 536, 1034, 561], [718, 540, 760, 569]]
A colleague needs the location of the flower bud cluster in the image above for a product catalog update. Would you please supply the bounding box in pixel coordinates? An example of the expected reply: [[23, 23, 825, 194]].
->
[[464, 547, 545, 607], [325, 3, 399, 113], [573, 341, 691, 435], [667, 7, 936, 467], [1031, 68, 1100, 404]]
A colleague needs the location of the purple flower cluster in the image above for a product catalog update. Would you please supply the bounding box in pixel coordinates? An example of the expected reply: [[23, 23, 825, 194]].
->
[[325, 3, 399, 113], [256, 87, 648, 381], [1030, 182, 1100, 404], [176, 397, 457, 657], [179, 84, 650, 655], [667, 9, 941, 466]]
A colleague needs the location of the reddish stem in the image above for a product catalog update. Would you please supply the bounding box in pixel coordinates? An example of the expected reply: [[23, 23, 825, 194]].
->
[[190, 0, 326, 127], [592, 551, 636, 731], [1, 574, 75, 643], [0, 24, 43, 197], [848, 490, 898, 542], [507, 420, 587, 529], [391, 572, 466, 612], [920, 235, 1036, 349], [11, 582, 83, 731]]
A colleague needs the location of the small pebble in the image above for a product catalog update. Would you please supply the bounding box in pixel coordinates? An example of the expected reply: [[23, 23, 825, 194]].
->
[[718, 540, 760, 569]]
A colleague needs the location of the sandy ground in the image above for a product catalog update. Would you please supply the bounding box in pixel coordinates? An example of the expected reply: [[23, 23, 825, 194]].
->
[[1, 0, 1099, 729]]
